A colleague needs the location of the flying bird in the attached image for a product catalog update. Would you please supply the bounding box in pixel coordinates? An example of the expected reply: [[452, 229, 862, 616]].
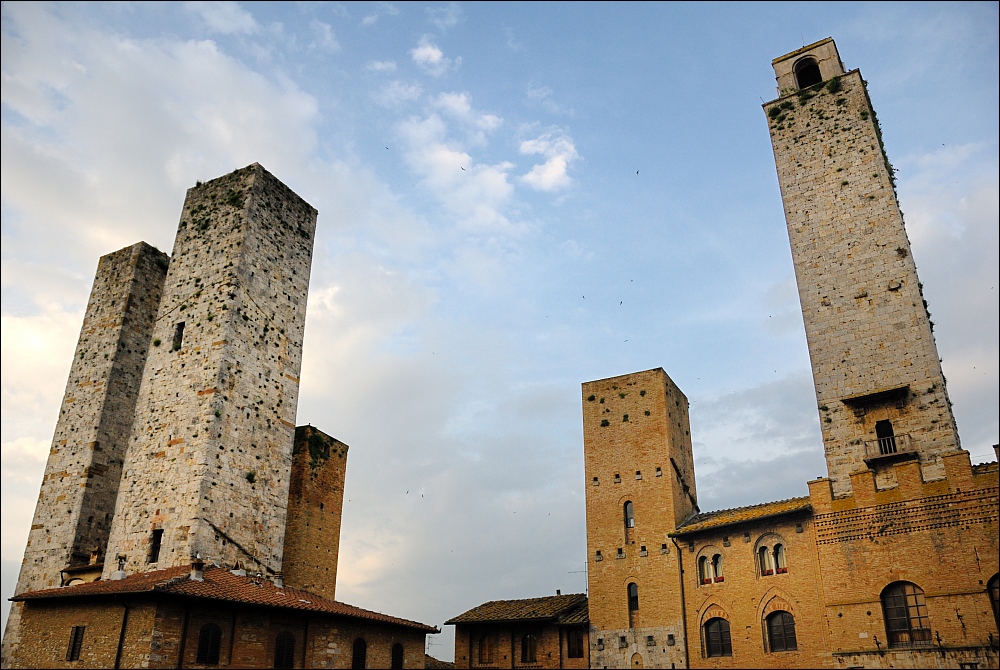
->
[[461, 166, 466, 171]]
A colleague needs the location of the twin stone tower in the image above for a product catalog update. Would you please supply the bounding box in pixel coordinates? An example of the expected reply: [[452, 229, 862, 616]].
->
[[9, 164, 331, 632]]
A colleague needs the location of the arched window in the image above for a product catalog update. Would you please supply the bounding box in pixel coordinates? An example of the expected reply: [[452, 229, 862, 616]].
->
[[774, 544, 787, 573], [704, 618, 732, 657], [699, 556, 713, 584], [478, 633, 494, 664], [875, 419, 897, 455], [391, 643, 404, 670], [759, 546, 774, 576], [624, 501, 634, 543], [567, 629, 585, 659], [627, 582, 639, 626], [196, 623, 222, 665], [793, 57, 822, 89], [273, 631, 295, 669], [988, 574, 999, 630], [351, 637, 367, 669], [766, 611, 797, 652], [881, 582, 931, 647], [521, 633, 537, 663], [712, 554, 724, 582]]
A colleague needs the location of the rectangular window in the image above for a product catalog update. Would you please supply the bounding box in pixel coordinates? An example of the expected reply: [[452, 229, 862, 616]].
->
[[148, 528, 163, 563], [66, 626, 85, 661], [172, 322, 185, 351]]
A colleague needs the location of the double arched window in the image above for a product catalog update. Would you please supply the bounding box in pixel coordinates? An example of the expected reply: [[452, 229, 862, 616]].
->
[[273, 631, 295, 669], [521, 633, 538, 663], [765, 611, 797, 652], [758, 542, 787, 576], [881, 582, 931, 647], [704, 618, 732, 657], [196, 623, 222, 666], [698, 554, 724, 584]]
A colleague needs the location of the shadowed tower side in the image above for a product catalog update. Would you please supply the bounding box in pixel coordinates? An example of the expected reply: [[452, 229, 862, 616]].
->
[[765, 38, 959, 497], [104, 164, 318, 578], [1, 242, 168, 664]]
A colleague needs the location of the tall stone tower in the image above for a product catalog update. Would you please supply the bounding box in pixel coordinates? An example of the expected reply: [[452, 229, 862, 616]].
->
[[2, 242, 168, 660], [103, 164, 318, 577], [765, 38, 959, 497], [583, 368, 696, 669]]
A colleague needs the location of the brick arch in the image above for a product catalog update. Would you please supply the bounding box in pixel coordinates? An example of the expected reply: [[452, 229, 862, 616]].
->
[[699, 601, 730, 626], [756, 587, 796, 622], [753, 532, 787, 577]]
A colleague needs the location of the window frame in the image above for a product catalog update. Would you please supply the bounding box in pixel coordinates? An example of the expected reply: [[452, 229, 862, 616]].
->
[[567, 628, 585, 659], [273, 631, 295, 669], [765, 611, 797, 652], [351, 637, 367, 670], [66, 625, 85, 662], [520, 632, 538, 663], [391, 642, 404, 670], [881, 582, 932, 648], [196, 622, 223, 666], [704, 617, 732, 658], [478, 632, 495, 664]]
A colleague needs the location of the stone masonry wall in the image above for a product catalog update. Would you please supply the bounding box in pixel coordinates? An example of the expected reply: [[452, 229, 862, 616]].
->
[[104, 164, 318, 578], [766, 66, 958, 497], [583, 368, 694, 669], [281, 426, 348, 600], [2, 242, 167, 666]]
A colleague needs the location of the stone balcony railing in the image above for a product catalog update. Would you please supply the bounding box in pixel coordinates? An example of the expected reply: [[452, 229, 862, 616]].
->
[[863, 433, 915, 463]]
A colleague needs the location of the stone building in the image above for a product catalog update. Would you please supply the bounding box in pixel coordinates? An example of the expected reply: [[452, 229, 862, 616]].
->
[[2, 164, 437, 668], [447, 594, 589, 669], [448, 37, 999, 670]]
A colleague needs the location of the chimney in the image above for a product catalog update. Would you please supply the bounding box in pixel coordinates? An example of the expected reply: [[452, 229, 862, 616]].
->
[[191, 556, 205, 582], [556, 589, 561, 596]]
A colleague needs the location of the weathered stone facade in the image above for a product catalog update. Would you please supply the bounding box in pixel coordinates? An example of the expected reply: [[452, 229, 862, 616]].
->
[[766, 38, 958, 498], [2, 242, 168, 664], [281, 426, 349, 599], [104, 163, 318, 578], [583, 368, 694, 669]]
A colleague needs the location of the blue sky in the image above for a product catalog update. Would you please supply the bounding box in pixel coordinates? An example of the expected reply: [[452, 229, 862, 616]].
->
[[2, 2, 997, 659]]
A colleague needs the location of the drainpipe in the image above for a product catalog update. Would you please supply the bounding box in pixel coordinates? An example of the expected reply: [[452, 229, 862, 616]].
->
[[672, 538, 689, 669], [114, 601, 130, 670], [176, 606, 190, 669]]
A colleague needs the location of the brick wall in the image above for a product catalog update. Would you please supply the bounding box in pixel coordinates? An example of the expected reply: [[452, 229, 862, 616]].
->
[[454, 623, 589, 669], [105, 164, 318, 577]]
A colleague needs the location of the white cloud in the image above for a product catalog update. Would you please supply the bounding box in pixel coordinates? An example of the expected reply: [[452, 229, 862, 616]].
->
[[426, 3, 461, 32], [518, 129, 580, 192], [433, 92, 502, 133], [183, 1, 259, 35], [308, 19, 340, 53], [366, 60, 397, 72], [410, 36, 460, 77], [361, 3, 400, 26], [374, 80, 423, 107]]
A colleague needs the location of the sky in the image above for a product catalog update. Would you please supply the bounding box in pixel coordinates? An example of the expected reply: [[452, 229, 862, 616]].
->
[[1, 1, 997, 660]]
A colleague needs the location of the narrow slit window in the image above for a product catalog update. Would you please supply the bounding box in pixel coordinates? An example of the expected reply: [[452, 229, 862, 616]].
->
[[66, 626, 85, 662], [172, 322, 186, 351], [147, 528, 163, 564]]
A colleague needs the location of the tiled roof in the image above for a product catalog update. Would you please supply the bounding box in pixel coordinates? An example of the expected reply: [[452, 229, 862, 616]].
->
[[13, 565, 437, 633], [670, 496, 812, 536], [445, 593, 588, 625]]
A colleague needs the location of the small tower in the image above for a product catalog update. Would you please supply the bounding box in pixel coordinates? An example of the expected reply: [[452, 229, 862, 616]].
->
[[103, 164, 318, 577], [583, 368, 695, 669], [765, 38, 959, 496]]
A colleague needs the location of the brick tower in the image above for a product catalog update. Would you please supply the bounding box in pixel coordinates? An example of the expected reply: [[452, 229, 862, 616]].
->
[[2, 242, 168, 663], [103, 164, 318, 577], [582, 368, 696, 669], [765, 38, 959, 497]]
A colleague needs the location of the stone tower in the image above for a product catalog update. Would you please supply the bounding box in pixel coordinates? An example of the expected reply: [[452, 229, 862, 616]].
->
[[2, 242, 168, 661], [582, 368, 696, 669], [765, 38, 959, 497], [281, 425, 349, 599], [103, 164, 318, 577]]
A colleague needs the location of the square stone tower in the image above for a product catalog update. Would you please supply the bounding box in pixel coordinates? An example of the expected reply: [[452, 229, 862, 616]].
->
[[2, 242, 168, 661], [582, 368, 695, 669], [765, 38, 959, 497], [103, 164, 317, 577]]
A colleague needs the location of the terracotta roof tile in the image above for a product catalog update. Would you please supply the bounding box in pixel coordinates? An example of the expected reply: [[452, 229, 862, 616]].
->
[[445, 594, 588, 625], [670, 496, 812, 536], [13, 565, 436, 633]]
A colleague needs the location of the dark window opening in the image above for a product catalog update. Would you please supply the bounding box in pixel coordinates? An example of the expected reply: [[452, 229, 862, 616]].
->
[[351, 638, 367, 669], [712, 554, 724, 582], [989, 574, 999, 630], [66, 625, 85, 662], [794, 57, 822, 88], [882, 582, 931, 647], [774, 544, 787, 573], [567, 629, 585, 658], [172, 322, 186, 351], [704, 618, 732, 657], [766, 611, 798, 652], [759, 545, 774, 576], [624, 501, 634, 544], [521, 633, 538, 663], [147, 528, 163, 564], [196, 623, 222, 665], [479, 634, 495, 664], [628, 582, 639, 616], [273, 631, 295, 669], [391, 642, 404, 669], [875, 420, 897, 455]]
